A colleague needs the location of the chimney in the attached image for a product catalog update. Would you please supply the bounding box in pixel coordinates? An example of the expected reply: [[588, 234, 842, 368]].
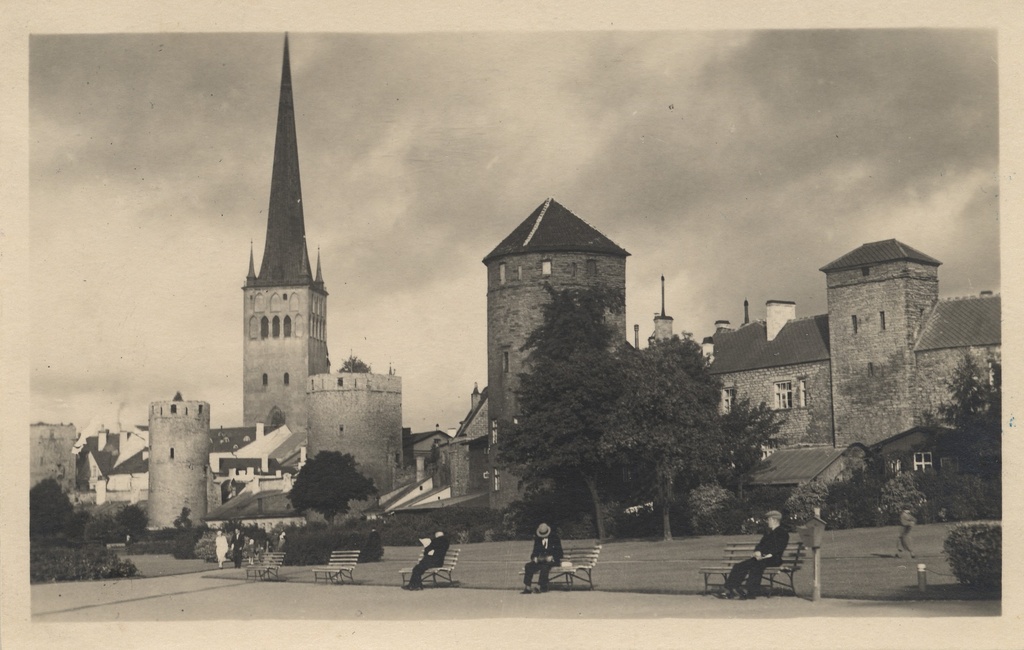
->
[[980, 290, 993, 297], [744, 299, 750, 325], [256, 422, 265, 438], [766, 300, 796, 341], [701, 336, 715, 361], [261, 455, 269, 473], [299, 445, 307, 466], [714, 320, 732, 333], [471, 383, 481, 410], [633, 324, 639, 348], [652, 275, 674, 342], [97, 428, 108, 451]]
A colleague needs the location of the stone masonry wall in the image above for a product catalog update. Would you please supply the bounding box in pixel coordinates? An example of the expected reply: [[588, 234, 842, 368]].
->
[[913, 345, 1001, 423], [30, 423, 78, 493], [148, 401, 211, 528]]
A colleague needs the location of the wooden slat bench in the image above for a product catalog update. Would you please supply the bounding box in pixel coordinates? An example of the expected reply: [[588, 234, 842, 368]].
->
[[311, 550, 361, 585], [399, 548, 460, 588], [245, 552, 286, 582], [518, 544, 602, 591], [698, 541, 804, 596]]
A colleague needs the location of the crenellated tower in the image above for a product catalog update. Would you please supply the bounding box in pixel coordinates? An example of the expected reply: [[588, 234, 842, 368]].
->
[[243, 35, 330, 432]]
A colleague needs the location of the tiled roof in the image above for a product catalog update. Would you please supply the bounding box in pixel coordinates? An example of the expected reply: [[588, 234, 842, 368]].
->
[[916, 295, 1001, 351], [108, 450, 148, 475], [203, 489, 299, 521], [747, 447, 847, 485], [483, 198, 629, 263], [819, 239, 941, 272], [709, 315, 830, 375], [210, 427, 258, 453], [455, 386, 488, 438]]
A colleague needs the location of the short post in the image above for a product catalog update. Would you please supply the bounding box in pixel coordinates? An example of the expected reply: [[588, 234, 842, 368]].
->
[[798, 508, 826, 602], [917, 564, 927, 592]]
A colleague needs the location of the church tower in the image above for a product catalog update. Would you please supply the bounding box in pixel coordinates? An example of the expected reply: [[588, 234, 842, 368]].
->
[[243, 35, 330, 431]]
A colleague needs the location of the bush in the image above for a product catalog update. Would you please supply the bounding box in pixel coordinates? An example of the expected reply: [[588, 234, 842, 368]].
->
[[30, 479, 73, 538], [30, 545, 138, 583], [784, 480, 830, 525], [879, 472, 926, 524], [64, 509, 92, 541], [193, 531, 220, 562], [824, 469, 885, 530], [687, 484, 734, 535], [172, 527, 207, 559], [915, 473, 1001, 523], [282, 527, 368, 565], [117, 504, 148, 540], [943, 522, 1001, 591], [84, 515, 126, 544], [122, 539, 178, 555]]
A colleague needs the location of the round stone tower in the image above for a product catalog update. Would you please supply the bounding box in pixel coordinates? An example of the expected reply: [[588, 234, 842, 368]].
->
[[148, 394, 211, 528], [483, 198, 629, 508]]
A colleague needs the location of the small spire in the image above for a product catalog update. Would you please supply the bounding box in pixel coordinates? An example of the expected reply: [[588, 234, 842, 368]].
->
[[744, 298, 750, 325], [315, 247, 323, 283], [660, 274, 666, 317], [247, 240, 257, 282]]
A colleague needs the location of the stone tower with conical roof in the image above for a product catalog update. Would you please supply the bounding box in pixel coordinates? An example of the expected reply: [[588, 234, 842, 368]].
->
[[243, 35, 330, 432], [483, 198, 629, 508]]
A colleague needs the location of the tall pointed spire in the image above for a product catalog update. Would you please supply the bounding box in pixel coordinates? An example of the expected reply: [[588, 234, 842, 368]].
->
[[256, 33, 313, 285], [247, 240, 257, 282], [315, 248, 323, 284]]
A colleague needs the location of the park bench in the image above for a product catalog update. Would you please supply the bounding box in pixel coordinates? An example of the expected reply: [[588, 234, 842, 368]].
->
[[311, 550, 361, 585], [518, 544, 602, 591], [698, 541, 804, 597], [245, 552, 286, 582], [399, 548, 460, 588]]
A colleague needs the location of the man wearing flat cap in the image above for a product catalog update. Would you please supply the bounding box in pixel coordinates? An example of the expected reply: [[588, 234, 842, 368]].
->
[[721, 510, 789, 600], [522, 523, 563, 594]]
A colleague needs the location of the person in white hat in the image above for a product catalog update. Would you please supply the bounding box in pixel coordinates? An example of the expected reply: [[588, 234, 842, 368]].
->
[[521, 523, 563, 594]]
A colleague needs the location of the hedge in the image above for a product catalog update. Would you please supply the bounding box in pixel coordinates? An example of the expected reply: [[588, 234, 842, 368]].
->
[[30, 545, 138, 583], [943, 522, 1001, 591]]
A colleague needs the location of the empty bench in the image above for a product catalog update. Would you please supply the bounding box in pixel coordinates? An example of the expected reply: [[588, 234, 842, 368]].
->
[[399, 548, 460, 587], [246, 552, 286, 582], [311, 550, 361, 585], [699, 541, 804, 596], [519, 544, 602, 591]]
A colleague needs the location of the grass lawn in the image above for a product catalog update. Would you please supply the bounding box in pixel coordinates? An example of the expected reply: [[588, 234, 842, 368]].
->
[[129, 523, 998, 601]]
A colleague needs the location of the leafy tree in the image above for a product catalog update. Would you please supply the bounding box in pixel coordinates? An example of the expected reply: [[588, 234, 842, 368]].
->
[[498, 285, 624, 541], [937, 353, 1001, 479], [173, 507, 193, 530], [718, 398, 784, 494], [289, 451, 377, 523], [607, 336, 722, 540], [340, 354, 372, 373], [116, 504, 149, 539], [30, 479, 73, 538]]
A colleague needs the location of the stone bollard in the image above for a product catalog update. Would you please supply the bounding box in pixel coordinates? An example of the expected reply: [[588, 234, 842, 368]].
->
[[917, 564, 927, 592]]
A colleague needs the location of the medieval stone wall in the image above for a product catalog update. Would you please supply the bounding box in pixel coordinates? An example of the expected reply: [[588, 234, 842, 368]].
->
[[148, 400, 211, 528], [913, 345, 1001, 422], [30, 423, 78, 493]]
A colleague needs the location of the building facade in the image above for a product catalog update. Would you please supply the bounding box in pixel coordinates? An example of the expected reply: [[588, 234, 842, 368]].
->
[[147, 395, 211, 528], [30, 422, 78, 493], [243, 35, 330, 432], [483, 198, 629, 508]]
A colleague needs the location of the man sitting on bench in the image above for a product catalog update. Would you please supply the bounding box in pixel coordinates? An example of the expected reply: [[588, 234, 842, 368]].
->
[[521, 523, 563, 594], [720, 510, 789, 600], [403, 530, 449, 591]]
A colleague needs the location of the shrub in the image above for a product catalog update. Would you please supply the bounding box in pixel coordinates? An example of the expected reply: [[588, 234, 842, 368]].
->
[[30, 479, 73, 538], [282, 527, 367, 565], [64, 509, 92, 541], [687, 484, 733, 535], [943, 522, 1001, 591], [915, 473, 1001, 523], [784, 480, 830, 525], [193, 531, 219, 562], [116, 504, 148, 540], [879, 472, 926, 524], [122, 539, 178, 555], [84, 515, 126, 544], [172, 527, 206, 559], [824, 469, 885, 530], [30, 545, 138, 583]]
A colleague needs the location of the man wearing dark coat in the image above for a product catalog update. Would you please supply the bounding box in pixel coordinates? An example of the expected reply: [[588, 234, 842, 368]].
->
[[403, 531, 449, 590], [521, 523, 563, 594], [721, 510, 789, 600]]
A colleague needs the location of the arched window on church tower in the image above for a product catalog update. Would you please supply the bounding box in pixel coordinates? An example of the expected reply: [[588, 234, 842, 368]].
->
[[293, 315, 304, 338], [261, 317, 269, 339], [290, 293, 300, 311], [249, 316, 259, 339], [272, 316, 280, 338], [284, 316, 292, 337]]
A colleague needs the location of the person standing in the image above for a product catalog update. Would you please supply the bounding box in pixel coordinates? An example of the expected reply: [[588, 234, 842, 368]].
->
[[720, 510, 789, 600], [897, 508, 917, 559], [521, 523, 563, 594], [278, 530, 287, 553], [231, 529, 245, 569], [215, 530, 229, 569], [403, 531, 449, 590]]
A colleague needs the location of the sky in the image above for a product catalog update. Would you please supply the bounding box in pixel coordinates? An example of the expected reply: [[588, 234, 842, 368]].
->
[[28, 29, 999, 434]]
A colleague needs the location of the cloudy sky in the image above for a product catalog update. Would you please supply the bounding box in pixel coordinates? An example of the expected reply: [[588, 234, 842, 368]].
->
[[28, 29, 999, 434]]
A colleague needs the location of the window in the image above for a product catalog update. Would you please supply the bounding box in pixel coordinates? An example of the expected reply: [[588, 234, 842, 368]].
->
[[284, 316, 292, 337], [249, 316, 259, 339], [541, 260, 552, 276], [282, 293, 288, 301], [170, 447, 175, 460], [261, 316, 269, 338], [571, 262, 577, 277], [337, 378, 344, 387], [773, 381, 793, 410], [262, 373, 268, 387], [284, 373, 290, 385], [493, 469, 500, 491], [913, 452, 933, 471], [171, 404, 177, 414], [722, 387, 736, 413], [499, 263, 506, 284], [879, 311, 886, 330], [888, 458, 902, 474], [586, 259, 597, 275], [861, 266, 870, 276], [516, 266, 522, 281], [503, 351, 510, 373], [491, 419, 498, 445], [851, 315, 858, 334], [199, 405, 203, 414], [868, 362, 874, 377], [272, 316, 280, 338]]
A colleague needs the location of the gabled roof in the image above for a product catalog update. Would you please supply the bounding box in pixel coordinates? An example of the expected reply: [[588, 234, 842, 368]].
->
[[868, 425, 955, 451], [916, 295, 1001, 351], [819, 239, 941, 272], [709, 315, 830, 375], [483, 198, 629, 263], [203, 489, 299, 521], [406, 430, 449, 446], [454, 386, 488, 439], [210, 426, 259, 453], [747, 447, 847, 486], [108, 450, 148, 475]]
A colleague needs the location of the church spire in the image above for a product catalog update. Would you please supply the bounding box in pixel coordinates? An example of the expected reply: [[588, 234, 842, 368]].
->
[[315, 248, 323, 284], [256, 33, 313, 286], [247, 240, 257, 283]]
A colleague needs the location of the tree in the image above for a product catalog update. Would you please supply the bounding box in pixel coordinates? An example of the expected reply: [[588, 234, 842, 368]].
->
[[289, 451, 377, 523], [607, 336, 722, 540], [718, 398, 784, 495], [173, 507, 193, 530], [937, 353, 1001, 479], [340, 354, 372, 373], [30, 479, 73, 538], [117, 504, 149, 539], [497, 285, 624, 541]]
